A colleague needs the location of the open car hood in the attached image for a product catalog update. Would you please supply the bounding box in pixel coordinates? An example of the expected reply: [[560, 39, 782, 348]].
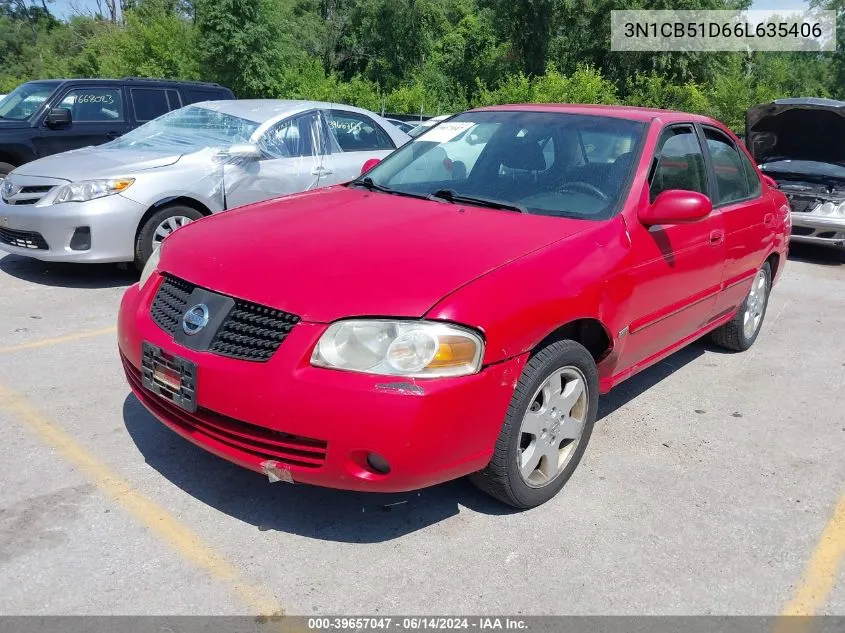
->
[[746, 98, 845, 168]]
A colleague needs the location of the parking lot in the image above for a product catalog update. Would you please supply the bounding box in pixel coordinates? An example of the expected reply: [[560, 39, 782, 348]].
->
[[0, 244, 842, 616]]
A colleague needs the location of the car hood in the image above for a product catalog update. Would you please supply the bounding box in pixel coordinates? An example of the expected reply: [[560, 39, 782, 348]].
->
[[160, 186, 591, 322], [746, 99, 845, 167], [759, 159, 845, 184], [13, 146, 183, 181]]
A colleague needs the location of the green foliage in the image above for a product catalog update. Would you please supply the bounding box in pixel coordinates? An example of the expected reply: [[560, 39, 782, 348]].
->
[[0, 0, 840, 132]]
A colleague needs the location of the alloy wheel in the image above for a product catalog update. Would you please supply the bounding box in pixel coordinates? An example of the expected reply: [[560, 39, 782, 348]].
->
[[517, 366, 589, 488], [743, 268, 769, 340]]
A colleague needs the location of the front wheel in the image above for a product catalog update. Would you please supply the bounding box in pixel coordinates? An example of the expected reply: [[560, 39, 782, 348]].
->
[[710, 261, 771, 352], [470, 340, 599, 509], [134, 205, 203, 271]]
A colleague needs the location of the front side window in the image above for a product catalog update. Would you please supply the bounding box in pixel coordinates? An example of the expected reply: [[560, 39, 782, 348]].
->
[[360, 111, 645, 220], [703, 127, 760, 204], [649, 126, 708, 202], [258, 112, 323, 159], [131, 88, 170, 122], [59, 88, 123, 122], [0, 82, 57, 121], [325, 110, 394, 152]]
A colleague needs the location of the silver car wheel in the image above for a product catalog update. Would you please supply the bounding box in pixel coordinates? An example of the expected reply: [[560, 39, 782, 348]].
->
[[743, 267, 769, 340], [152, 215, 193, 250], [517, 366, 588, 488]]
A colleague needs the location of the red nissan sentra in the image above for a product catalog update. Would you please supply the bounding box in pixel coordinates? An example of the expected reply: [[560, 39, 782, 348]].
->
[[118, 105, 789, 508]]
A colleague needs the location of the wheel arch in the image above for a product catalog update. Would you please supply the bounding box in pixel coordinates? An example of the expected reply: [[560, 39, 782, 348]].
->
[[134, 196, 213, 241], [531, 318, 614, 363]]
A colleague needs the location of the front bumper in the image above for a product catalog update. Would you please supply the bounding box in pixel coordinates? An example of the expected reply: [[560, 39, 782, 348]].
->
[[790, 213, 845, 249], [0, 194, 145, 262], [118, 277, 525, 493]]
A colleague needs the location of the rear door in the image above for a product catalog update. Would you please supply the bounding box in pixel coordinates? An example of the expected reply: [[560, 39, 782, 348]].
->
[[699, 125, 772, 318], [618, 124, 726, 370], [223, 110, 327, 209], [318, 109, 398, 184], [33, 85, 129, 157]]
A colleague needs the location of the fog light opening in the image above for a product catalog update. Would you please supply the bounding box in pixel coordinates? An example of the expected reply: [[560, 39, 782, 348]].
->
[[70, 226, 91, 251], [366, 452, 391, 475]]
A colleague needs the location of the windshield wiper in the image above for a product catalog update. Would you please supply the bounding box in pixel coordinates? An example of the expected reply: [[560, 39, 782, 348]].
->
[[348, 177, 431, 201], [429, 188, 525, 213]]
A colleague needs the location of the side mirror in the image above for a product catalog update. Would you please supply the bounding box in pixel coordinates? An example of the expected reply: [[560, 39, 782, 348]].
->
[[639, 190, 712, 226], [227, 143, 263, 161], [360, 158, 381, 175], [45, 108, 72, 128], [761, 175, 778, 189]]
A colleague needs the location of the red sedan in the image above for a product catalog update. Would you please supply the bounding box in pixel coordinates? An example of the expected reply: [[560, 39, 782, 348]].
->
[[118, 105, 789, 509]]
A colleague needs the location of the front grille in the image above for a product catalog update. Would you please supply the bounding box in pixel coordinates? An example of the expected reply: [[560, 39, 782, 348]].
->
[[2, 184, 56, 206], [150, 276, 193, 336], [150, 274, 300, 362], [0, 227, 49, 249], [123, 355, 327, 468], [791, 226, 815, 236], [21, 185, 54, 194], [209, 300, 301, 361]]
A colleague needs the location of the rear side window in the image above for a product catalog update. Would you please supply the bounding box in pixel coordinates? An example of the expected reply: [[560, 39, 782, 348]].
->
[[649, 126, 708, 202], [325, 110, 394, 152], [58, 88, 123, 122], [703, 127, 758, 205], [131, 88, 170, 122]]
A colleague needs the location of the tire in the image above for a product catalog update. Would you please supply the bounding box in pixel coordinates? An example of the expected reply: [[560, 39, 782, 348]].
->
[[470, 340, 599, 509], [0, 162, 16, 182], [710, 261, 772, 352], [134, 205, 203, 271]]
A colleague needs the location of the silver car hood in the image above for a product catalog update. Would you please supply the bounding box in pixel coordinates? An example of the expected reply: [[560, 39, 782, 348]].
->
[[14, 146, 183, 181]]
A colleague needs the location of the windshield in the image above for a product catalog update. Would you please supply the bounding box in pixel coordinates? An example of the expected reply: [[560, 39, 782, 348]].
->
[[106, 105, 259, 152], [0, 82, 57, 121], [359, 111, 645, 220]]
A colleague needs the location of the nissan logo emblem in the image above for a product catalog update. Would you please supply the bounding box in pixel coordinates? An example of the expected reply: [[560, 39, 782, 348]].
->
[[182, 304, 210, 336]]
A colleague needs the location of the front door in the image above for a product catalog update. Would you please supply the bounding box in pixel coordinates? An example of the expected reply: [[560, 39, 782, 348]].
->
[[618, 124, 726, 371], [223, 111, 327, 209], [33, 86, 129, 158]]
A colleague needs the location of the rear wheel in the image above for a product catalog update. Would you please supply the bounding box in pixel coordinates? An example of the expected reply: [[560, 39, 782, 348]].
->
[[710, 262, 771, 351], [134, 205, 203, 271], [470, 340, 599, 509]]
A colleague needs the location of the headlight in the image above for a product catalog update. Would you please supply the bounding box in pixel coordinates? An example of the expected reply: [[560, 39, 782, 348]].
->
[[138, 245, 161, 290], [311, 320, 484, 378], [53, 178, 135, 204], [835, 202, 845, 217]]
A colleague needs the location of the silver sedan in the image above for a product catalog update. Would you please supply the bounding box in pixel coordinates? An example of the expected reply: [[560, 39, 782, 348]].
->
[[0, 99, 409, 269]]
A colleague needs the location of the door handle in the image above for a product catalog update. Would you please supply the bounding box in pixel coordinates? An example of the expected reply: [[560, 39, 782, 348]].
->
[[310, 167, 333, 176], [764, 213, 775, 227], [709, 230, 725, 246]]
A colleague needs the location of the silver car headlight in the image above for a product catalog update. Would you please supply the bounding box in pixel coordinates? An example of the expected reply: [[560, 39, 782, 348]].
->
[[138, 245, 161, 290], [53, 178, 135, 204], [311, 319, 484, 378]]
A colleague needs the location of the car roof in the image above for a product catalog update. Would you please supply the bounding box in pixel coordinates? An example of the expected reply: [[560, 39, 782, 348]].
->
[[24, 77, 225, 88], [472, 103, 719, 124], [192, 99, 389, 124]]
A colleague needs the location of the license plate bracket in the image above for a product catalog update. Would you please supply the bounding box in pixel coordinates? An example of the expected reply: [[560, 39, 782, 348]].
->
[[141, 341, 198, 412]]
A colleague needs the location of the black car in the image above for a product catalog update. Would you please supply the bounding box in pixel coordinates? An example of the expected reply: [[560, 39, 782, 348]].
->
[[0, 77, 234, 180]]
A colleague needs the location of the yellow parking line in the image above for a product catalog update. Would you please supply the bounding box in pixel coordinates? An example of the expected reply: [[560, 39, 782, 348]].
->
[[782, 493, 845, 616], [0, 381, 283, 616], [0, 326, 117, 354]]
